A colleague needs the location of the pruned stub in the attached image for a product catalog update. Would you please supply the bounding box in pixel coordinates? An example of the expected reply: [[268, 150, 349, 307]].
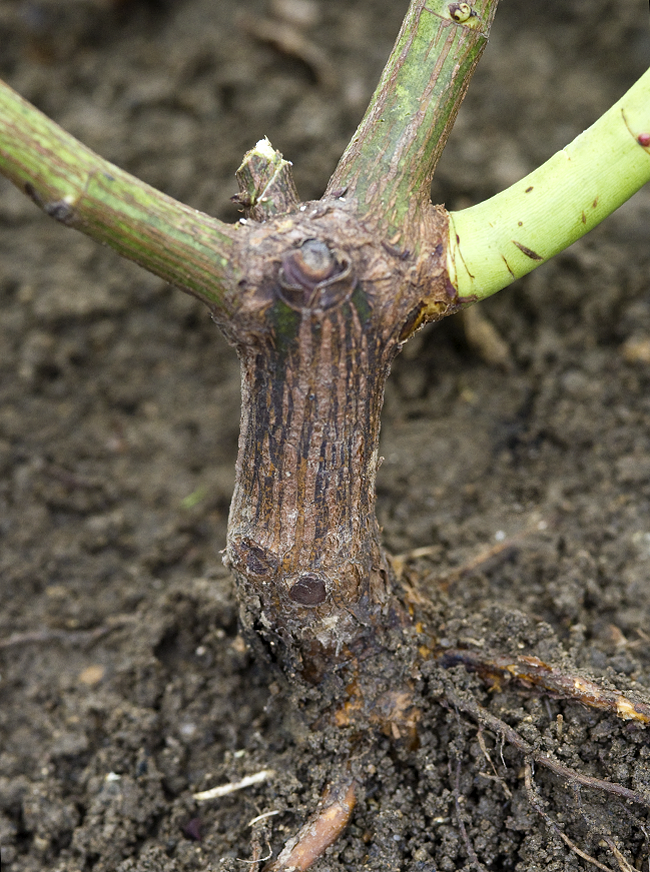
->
[[222, 203, 453, 681]]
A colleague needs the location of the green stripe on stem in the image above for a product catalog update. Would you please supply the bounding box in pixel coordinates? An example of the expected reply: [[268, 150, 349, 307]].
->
[[448, 66, 650, 300], [325, 0, 500, 238]]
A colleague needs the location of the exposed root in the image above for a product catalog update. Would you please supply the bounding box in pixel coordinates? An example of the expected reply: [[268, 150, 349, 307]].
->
[[460, 304, 513, 369], [391, 518, 551, 587], [264, 772, 358, 871], [193, 769, 276, 802], [523, 761, 615, 872], [239, 826, 273, 871], [257, 652, 648, 868], [0, 615, 136, 650], [438, 680, 650, 809], [449, 728, 489, 872], [443, 678, 647, 872], [441, 682, 648, 869], [251, 579, 650, 868], [601, 835, 638, 872], [475, 725, 512, 798], [260, 617, 650, 866], [440, 646, 650, 724]]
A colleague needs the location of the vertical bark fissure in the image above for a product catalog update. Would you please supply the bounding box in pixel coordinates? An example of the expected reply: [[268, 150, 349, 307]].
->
[[227, 293, 394, 675], [223, 204, 454, 680]]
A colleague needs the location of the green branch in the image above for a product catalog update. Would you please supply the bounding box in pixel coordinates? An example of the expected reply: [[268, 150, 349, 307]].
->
[[448, 66, 650, 301], [2, 6, 647, 320], [0, 79, 240, 312], [325, 0, 500, 236]]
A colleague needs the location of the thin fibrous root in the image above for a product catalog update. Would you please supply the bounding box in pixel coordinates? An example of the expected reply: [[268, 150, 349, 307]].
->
[[450, 743, 489, 872], [601, 835, 638, 872], [193, 769, 276, 802], [524, 760, 620, 872], [0, 615, 137, 650], [441, 647, 650, 725], [264, 773, 358, 871], [438, 682, 650, 809]]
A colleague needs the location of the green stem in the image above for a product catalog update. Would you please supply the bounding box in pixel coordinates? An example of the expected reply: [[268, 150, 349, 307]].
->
[[0, 78, 240, 312], [448, 66, 650, 300], [325, 0, 500, 237]]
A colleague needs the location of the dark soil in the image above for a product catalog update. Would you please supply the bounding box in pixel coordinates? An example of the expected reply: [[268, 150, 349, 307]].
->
[[1, 1, 650, 870]]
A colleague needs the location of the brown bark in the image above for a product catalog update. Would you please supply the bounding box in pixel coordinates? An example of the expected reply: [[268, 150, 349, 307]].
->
[[221, 199, 456, 682]]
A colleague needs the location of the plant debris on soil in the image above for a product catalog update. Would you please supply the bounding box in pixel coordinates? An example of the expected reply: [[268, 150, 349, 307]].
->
[[1, 1, 650, 870]]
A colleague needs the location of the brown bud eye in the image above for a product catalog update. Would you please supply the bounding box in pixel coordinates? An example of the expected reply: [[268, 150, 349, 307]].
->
[[279, 239, 352, 311], [229, 536, 279, 577], [288, 573, 327, 606], [285, 239, 336, 285]]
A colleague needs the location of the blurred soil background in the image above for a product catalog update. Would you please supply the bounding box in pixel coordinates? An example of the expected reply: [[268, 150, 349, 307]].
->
[[1, 1, 649, 869]]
